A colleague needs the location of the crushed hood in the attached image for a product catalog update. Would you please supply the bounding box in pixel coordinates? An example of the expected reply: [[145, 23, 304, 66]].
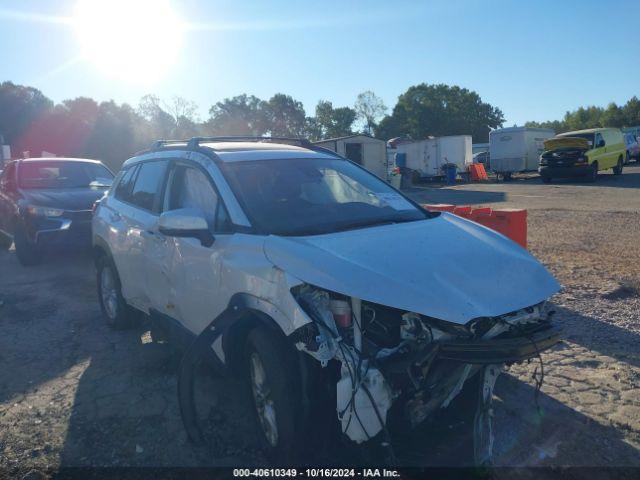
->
[[544, 136, 590, 151], [264, 213, 560, 325]]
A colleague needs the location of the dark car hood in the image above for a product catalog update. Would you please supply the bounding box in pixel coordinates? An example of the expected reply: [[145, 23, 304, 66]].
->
[[20, 187, 108, 210]]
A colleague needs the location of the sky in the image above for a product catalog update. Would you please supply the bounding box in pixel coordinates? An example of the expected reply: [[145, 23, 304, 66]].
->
[[1, 0, 639, 128]]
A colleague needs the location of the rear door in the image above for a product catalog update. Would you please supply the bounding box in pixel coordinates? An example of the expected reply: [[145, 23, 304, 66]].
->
[[112, 159, 169, 310]]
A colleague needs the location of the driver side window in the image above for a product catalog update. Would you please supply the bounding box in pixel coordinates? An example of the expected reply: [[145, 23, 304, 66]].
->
[[165, 164, 231, 232]]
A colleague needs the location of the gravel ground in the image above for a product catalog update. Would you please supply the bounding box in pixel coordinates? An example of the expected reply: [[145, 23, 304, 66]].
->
[[1, 165, 639, 476]]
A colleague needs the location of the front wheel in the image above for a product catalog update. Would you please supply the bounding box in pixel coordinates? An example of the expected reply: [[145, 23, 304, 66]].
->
[[586, 162, 598, 182], [245, 326, 301, 463], [14, 225, 42, 266], [613, 157, 623, 175]]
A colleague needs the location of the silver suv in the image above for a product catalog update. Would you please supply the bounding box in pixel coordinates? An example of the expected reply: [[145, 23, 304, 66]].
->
[[93, 137, 561, 463]]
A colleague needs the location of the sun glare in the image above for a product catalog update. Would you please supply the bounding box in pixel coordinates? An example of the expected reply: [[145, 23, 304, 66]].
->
[[73, 0, 182, 83]]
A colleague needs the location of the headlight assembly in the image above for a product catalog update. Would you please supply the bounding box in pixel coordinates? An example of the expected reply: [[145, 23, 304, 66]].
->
[[27, 205, 65, 217]]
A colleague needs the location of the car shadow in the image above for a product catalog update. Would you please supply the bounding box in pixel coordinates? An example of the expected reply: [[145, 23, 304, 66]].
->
[[552, 305, 640, 369], [58, 318, 266, 468], [493, 374, 640, 466], [529, 170, 640, 189]]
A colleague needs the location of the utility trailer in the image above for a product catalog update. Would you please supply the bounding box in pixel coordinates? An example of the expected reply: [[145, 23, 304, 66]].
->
[[395, 135, 472, 178], [489, 127, 555, 179]]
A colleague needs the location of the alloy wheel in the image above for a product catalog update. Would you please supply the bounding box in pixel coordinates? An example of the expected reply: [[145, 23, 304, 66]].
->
[[100, 266, 118, 321]]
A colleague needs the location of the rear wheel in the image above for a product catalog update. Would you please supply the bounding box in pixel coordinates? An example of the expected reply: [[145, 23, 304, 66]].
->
[[245, 326, 301, 463], [96, 255, 138, 329], [613, 156, 623, 175], [0, 231, 12, 250], [14, 225, 42, 266]]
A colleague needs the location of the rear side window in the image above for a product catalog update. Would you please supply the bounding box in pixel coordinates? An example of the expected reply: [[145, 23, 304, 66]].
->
[[129, 161, 168, 212], [114, 165, 138, 202]]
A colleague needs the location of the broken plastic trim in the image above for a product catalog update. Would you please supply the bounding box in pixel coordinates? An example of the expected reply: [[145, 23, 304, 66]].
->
[[436, 325, 562, 364], [177, 299, 244, 445]]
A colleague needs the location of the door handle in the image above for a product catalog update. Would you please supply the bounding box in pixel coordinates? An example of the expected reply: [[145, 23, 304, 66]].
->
[[144, 230, 166, 242]]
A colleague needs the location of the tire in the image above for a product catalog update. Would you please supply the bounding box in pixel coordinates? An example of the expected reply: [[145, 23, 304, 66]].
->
[[96, 254, 138, 329], [541, 176, 552, 184], [586, 162, 598, 183], [14, 224, 42, 266], [245, 326, 301, 463], [625, 152, 630, 165], [613, 156, 623, 175], [0, 231, 12, 250]]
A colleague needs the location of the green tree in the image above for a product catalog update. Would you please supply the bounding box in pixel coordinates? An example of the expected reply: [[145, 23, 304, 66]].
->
[[264, 94, 307, 137], [375, 83, 504, 142], [622, 97, 640, 126], [0, 81, 53, 148], [85, 101, 143, 171], [206, 94, 268, 136], [354, 91, 386, 136], [314, 100, 356, 139], [138, 94, 199, 139]]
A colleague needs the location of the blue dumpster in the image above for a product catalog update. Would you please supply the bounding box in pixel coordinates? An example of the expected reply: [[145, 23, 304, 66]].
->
[[443, 163, 457, 185]]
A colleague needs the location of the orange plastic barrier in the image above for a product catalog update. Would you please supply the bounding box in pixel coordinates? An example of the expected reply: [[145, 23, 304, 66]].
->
[[422, 204, 527, 249], [469, 164, 488, 181]]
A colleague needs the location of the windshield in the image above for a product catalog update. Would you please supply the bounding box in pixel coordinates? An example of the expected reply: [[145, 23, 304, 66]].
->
[[221, 158, 429, 236], [18, 161, 114, 189]]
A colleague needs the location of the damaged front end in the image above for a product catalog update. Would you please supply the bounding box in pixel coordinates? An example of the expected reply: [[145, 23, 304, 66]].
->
[[290, 284, 561, 464]]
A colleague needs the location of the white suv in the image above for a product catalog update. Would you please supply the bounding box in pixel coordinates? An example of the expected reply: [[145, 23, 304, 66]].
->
[[93, 137, 561, 463]]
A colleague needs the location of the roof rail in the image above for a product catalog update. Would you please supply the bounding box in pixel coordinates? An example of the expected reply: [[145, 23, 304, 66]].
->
[[147, 136, 344, 160], [153, 139, 188, 148], [186, 136, 313, 149]]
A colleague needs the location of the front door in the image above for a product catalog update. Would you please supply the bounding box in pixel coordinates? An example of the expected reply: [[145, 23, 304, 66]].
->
[[147, 161, 232, 333], [592, 132, 607, 170]]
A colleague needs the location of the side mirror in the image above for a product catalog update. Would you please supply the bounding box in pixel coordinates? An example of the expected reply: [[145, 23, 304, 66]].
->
[[158, 208, 214, 247], [597, 139, 605, 148]]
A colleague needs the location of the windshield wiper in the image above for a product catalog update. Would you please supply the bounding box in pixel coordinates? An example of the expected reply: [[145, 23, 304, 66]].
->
[[334, 216, 420, 233]]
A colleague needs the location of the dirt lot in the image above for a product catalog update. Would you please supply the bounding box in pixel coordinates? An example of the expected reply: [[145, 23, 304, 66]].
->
[[1, 165, 639, 476]]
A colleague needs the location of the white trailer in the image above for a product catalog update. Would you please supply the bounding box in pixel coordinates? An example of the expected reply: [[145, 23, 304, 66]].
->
[[489, 127, 555, 177], [314, 134, 389, 180], [395, 135, 472, 178]]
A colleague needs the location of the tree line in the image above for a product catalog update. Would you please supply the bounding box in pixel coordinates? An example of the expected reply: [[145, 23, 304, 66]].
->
[[525, 97, 640, 133], [1, 80, 506, 171]]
